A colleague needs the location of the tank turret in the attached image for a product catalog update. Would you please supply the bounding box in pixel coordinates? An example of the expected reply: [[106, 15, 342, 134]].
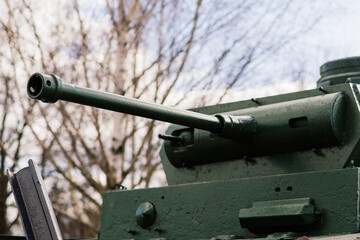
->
[[9, 57, 360, 239]]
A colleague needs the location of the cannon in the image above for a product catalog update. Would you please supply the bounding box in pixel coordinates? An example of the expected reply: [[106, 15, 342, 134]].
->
[[9, 57, 360, 239], [27, 72, 257, 140], [27, 72, 346, 168]]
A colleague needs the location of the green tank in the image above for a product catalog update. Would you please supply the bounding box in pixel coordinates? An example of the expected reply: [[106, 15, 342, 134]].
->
[[8, 57, 360, 239]]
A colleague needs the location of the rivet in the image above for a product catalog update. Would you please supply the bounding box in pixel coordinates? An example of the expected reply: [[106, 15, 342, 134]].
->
[[350, 160, 355, 168]]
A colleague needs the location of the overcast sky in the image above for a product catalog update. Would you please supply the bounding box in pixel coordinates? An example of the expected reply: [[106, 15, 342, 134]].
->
[[227, 0, 360, 99], [283, 0, 360, 84]]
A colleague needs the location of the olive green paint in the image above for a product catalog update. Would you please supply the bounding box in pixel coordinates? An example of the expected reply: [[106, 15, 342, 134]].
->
[[239, 198, 321, 232], [19, 57, 360, 239], [318, 56, 360, 87], [100, 168, 360, 239], [161, 83, 360, 185]]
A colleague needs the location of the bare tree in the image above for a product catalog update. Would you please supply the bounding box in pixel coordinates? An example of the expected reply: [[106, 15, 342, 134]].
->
[[0, 75, 28, 235], [0, 0, 41, 233], [0, 0, 324, 237]]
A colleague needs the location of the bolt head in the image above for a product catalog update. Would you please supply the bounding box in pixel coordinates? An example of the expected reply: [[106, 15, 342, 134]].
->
[[135, 202, 156, 228]]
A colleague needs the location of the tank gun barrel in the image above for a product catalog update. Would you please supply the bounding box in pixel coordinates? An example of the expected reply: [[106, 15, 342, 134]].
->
[[27, 73, 256, 138]]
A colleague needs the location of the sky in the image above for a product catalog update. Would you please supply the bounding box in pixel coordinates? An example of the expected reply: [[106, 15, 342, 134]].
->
[[277, 0, 360, 86], [210, 0, 360, 103]]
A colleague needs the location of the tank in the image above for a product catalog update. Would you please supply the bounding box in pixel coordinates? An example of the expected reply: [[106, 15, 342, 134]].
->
[[8, 56, 360, 240]]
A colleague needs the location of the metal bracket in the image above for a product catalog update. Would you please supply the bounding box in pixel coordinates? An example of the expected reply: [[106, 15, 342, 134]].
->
[[7, 159, 63, 240], [239, 198, 321, 233]]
